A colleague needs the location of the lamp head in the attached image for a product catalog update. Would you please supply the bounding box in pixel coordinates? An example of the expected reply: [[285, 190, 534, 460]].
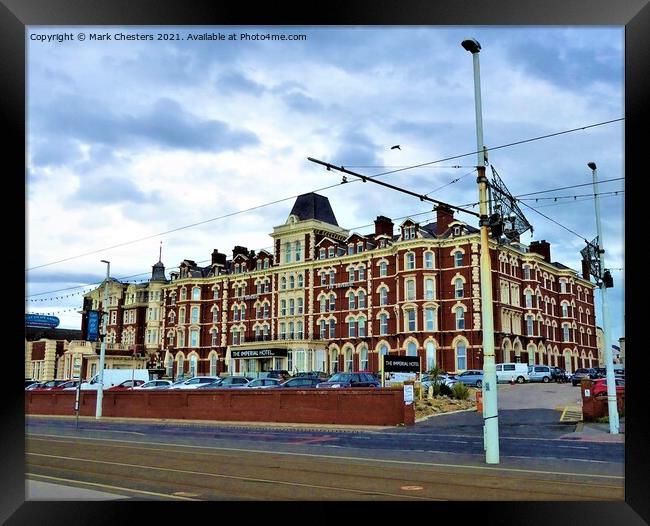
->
[[587, 162, 597, 171], [461, 38, 481, 54]]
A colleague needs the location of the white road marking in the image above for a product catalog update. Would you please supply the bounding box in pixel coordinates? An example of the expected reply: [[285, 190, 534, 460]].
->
[[26, 473, 198, 500], [27, 452, 437, 500], [27, 433, 624, 480]]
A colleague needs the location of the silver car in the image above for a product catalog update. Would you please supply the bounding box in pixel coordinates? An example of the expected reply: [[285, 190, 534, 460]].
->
[[527, 365, 552, 383]]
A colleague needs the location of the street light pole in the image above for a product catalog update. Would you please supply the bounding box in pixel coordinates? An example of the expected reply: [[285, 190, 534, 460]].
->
[[462, 38, 499, 464], [95, 259, 110, 419], [588, 162, 619, 434]]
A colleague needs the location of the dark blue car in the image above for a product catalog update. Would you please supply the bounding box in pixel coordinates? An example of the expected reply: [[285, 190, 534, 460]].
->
[[316, 372, 380, 388]]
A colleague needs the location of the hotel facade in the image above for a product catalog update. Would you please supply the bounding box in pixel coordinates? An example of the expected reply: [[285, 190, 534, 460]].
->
[[80, 193, 598, 380]]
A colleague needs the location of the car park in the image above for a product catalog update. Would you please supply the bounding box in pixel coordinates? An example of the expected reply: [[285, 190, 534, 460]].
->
[[495, 363, 529, 384], [527, 365, 553, 383], [134, 379, 174, 389], [455, 370, 484, 388], [106, 379, 146, 391], [591, 377, 625, 397], [316, 372, 380, 388], [571, 368, 599, 386], [280, 377, 321, 388], [170, 376, 222, 389]]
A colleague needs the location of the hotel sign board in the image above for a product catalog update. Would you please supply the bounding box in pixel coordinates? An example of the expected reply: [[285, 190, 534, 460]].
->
[[231, 349, 288, 359], [381, 356, 421, 388]]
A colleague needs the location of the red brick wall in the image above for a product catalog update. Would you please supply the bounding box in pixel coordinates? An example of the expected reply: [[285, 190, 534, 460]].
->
[[25, 388, 414, 426], [31, 342, 46, 361]]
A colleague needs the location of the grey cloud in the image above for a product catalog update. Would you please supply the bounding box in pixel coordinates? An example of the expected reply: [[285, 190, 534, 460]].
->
[[282, 92, 324, 113], [215, 71, 266, 95], [31, 96, 260, 160], [65, 176, 158, 206]]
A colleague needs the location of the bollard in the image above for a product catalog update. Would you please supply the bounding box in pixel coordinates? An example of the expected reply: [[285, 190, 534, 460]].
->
[[476, 390, 483, 412]]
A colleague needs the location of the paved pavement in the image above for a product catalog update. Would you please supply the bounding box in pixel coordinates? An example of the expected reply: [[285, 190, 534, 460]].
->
[[26, 478, 129, 500]]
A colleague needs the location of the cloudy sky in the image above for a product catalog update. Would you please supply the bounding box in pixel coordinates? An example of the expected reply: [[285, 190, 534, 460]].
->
[[26, 26, 624, 348]]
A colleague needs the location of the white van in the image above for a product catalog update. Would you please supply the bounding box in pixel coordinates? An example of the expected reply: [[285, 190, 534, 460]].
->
[[78, 369, 150, 390], [495, 363, 529, 384]]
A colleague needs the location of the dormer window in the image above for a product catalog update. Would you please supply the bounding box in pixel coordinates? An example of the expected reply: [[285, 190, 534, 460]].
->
[[454, 226, 461, 236], [357, 242, 363, 253], [264, 259, 269, 269], [328, 247, 334, 258], [348, 244, 354, 255], [319, 248, 326, 260], [403, 225, 415, 240], [379, 239, 386, 248]]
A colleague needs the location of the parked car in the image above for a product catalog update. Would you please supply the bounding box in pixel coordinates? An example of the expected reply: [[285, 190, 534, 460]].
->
[[593, 367, 607, 379], [25, 382, 45, 390], [25, 380, 40, 389], [27, 379, 69, 390], [170, 376, 222, 389], [58, 380, 81, 390], [495, 363, 529, 384], [571, 368, 599, 386], [106, 379, 146, 391], [234, 378, 282, 389], [316, 372, 380, 388], [295, 371, 329, 382], [259, 370, 291, 381], [455, 370, 484, 388], [591, 377, 625, 397], [551, 367, 569, 383], [280, 377, 321, 388], [216, 376, 253, 388], [420, 373, 456, 390], [527, 365, 553, 383], [134, 379, 174, 389]]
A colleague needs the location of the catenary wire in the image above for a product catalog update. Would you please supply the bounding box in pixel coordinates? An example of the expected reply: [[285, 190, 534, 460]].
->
[[26, 118, 624, 273]]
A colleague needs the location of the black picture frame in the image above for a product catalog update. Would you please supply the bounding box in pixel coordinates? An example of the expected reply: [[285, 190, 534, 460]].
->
[[5, 0, 646, 523]]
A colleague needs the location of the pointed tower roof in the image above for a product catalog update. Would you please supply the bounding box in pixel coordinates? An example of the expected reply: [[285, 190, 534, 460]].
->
[[289, 193, 338, 226]]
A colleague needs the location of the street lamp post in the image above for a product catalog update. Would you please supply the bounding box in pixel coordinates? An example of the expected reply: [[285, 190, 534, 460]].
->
[[588, 162, 619, 434], [462, 38, 500, 464], [95, 260, 110, 419]]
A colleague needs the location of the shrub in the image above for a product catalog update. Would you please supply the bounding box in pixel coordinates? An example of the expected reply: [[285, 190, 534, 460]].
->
[[451, 381, 470, 400]]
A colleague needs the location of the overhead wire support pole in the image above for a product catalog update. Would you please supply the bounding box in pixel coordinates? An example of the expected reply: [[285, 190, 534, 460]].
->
[[307, 157, 481, 219], [588, 162, 619, 434], [462, 37, 499, 465]]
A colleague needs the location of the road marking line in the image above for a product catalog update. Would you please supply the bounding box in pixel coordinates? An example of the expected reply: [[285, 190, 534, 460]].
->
[[27, 433, 624, 480], [27, 452, 436, 500], [26, 473, 198, 500]]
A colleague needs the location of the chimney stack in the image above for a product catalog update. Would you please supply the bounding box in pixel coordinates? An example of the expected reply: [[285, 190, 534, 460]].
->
[[529, 240, 551, 263], [435, 204, 454, 235], [211, 249, 226, 267], [374, 215, 394, 238]]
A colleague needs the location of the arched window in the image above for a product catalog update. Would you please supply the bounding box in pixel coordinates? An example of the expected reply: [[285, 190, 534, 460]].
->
[[425, 278, 434, 300], [379, 313, 388, 335], [454, 278, 464, 299], [358, 316, 366, 338], [330, 349, 338, 373], [406, 341, 417, 356], [211, 329, 218, 347], [562, 303, 569, 317], [177, 354, 185, 378], [455, 307, 465, 330], [380, 287, 388, 306], [425, 341, 436, 372], [425, 307, 435, 331], [289, 299, 295, 315], [297, 321, 303, 339], [525, 291, 533, 308], [329, 319, 336, 338], [281, 277, 286, 290], [455, 342, 466, 371], [454, 252, 463, 267], [189, 355, 197, 377], [526, 316, 534, 336], [345, 348, 353, 371], [329, 294, 336, 311], [297, 274, 304, 288], [358, 266, 365, 281], [406, 252, 416, 270], [289, 275, 295, 289], [348, 292, 356, 310], [379, 344, 389, 356], [379, 261, 388, 277], [358, 291, 366, 309], [348, 319, 356, 338], [191, 306, 199, 324], [166, 356, 174, 377], [320, 296, 327, 313], [424, 252, 434, 269], [210, 354, 218, 376], [280, 300, 286, 316], [297, 298, 303, 315], [360, 346, 369, 370]]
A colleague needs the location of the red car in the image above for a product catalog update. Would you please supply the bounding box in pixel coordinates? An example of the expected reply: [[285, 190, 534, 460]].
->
[[106, 379, 146, 391], [591, 378, 625, 397]]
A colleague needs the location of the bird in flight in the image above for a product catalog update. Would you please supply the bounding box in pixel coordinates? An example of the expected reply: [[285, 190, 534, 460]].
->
[[390, 145, 401, 150]]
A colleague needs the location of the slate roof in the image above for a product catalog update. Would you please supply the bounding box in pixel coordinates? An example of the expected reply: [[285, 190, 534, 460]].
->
[[289, 193, 338, 226]]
